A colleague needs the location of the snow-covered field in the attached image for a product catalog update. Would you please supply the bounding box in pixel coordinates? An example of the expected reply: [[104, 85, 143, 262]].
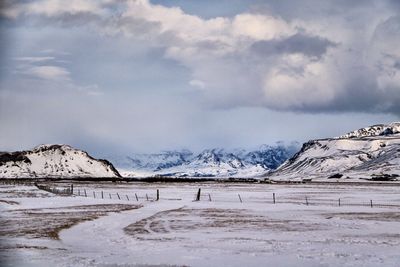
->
[[1, 182, 400, 267]]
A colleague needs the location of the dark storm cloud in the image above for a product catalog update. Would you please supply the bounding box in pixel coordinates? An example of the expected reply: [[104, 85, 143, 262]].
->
[[394, 61, 400, 70], [387, 0, 400, 10], [1, 0, 400, 155], [251, 0, 378, 19], [251, 33, 337, 59], [1, 0, 399, 116]]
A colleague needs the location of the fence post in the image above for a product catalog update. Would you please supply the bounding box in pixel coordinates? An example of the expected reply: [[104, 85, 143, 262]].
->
[[370, 200, 373, 208], [93, 191, 96, 198], [78, 189, 80, 196], [338, 198, 341, 207], [101, 191, 104, 199], [156, 189, 159, 201], [305, 196, 309, 206], [84, 189, 87, 197], [117, 193, 121, 200], [135, 193, 139, 201], [109, 193, 112, 199], [196, 188, 201, 201], [71, 184, 73, 195], [126, 195, 129, 201], [146, 194, 149, 201], [238, 194, 242, 203], [273, 193, 276, 204], [208, 193, 212, 202]]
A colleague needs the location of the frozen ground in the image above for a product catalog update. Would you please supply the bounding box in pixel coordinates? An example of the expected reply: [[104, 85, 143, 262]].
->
[[1, 182, 400, 267]]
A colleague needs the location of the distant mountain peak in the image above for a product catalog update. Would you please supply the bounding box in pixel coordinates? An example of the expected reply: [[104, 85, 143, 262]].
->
[[110, 144, 299, 178], [339, 122, 400, 139], [33, 144, 73, 150]]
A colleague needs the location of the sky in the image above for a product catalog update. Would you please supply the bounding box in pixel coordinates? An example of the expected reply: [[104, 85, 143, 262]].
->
[[0, 0, 399, 156]]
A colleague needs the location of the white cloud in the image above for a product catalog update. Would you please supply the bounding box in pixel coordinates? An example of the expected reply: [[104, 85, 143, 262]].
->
[[26, 65, 71, 81], [86, 90, 104, 96], [2, 0, 105, 18], [13, 53, 72, 82], [189, 79, 206, 89], [232, 14, 294, 40], [78, 84, 104, 96], [262, 56, 339, 110], [3, 0, 400, 113], [14, 56, 55, 63]]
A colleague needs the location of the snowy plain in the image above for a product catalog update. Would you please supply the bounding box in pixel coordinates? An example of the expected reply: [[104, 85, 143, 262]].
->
[[1, 182, 400, 267]]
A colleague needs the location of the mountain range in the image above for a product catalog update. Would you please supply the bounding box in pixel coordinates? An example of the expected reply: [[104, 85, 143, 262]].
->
[[108, 143, 299, 178], [1, 123, 400, 181]]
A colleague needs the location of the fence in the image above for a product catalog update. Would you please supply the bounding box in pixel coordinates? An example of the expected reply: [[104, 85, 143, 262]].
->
[[3, 181, 400, 209], [72, 188, 157, 202], [196, 190, 400, 208], [34, 183, 73, 195], [68, 186, 400, 209]]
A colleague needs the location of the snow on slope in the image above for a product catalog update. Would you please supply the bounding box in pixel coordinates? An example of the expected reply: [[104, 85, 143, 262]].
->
[[339, 122, 400, 139], [0, 144, 121, 178], [111, 144, 298, 178], [270, 123, 400, 181], [155, 149, 254, 178], [108, 150, 193, 177]]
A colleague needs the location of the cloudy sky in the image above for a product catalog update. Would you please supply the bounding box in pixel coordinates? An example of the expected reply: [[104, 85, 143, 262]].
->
[[0, 0, 399, 156]]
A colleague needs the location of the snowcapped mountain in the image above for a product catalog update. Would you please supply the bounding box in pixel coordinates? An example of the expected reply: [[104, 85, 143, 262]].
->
[[269, 123, 400, 181], [158, 149, 248, 177], [110, 144, 298, 178], [339, 122, 400, 139], [242, 144, 296, 169], [107, 150, 193, 177], [131, 150, 193, 171], [0, 144, 121, 178]]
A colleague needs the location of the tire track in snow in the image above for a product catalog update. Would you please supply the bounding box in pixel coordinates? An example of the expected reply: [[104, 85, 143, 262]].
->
[[59, 201, 185, 262]]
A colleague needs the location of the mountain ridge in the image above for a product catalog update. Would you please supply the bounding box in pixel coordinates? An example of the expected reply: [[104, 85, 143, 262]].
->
[[0, 144, 121, 178], [2, 122, 399, 180], [338, 122, 400, 139], [269, 122, 400, 181], [110, 143, 299, 178]]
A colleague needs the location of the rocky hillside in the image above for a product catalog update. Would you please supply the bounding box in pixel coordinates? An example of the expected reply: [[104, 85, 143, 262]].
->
[[269, 123, 400, 181], [0, 144, 121, 178], [339, 122, 400, 139]]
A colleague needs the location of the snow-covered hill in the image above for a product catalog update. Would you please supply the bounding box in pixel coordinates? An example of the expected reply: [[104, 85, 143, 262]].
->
[[110, 144, 298, 178], [269, 123, 400, 181], [0, 144, 121, 178], [339, 122, 400, 139]]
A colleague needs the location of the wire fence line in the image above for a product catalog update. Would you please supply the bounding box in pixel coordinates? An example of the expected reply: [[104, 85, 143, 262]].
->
[[59, 185, 400, 209], [2, 180, 400, 209], [34, 183, 73, 195]]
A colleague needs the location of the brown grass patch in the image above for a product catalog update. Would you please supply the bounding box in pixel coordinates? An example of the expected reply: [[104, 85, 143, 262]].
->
[[0, 204, 140, 240], [124, 208, 325, 240], [323, 212, 400, 222], [0, 199, 19, 205]]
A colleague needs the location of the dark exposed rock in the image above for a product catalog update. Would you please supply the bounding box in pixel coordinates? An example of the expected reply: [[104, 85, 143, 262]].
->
[[328, 173, 343, 179], [0, 152, 31, 166]]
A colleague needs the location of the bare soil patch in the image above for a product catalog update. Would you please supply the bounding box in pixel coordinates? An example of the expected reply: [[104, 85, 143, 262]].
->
[[124, 208, 326, 240], [324, 212, 400, 222], [1, 204, 140, 240], [0, 199, 19, 205]]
